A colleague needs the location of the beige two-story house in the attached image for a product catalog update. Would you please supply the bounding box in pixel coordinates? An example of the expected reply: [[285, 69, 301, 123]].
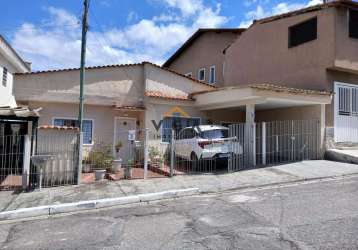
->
[[163, 28, 244, 87], [224, 0, 358, 144]]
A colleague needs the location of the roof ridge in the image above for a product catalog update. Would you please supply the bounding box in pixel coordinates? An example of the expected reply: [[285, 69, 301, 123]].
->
[[255, 0, 358, 25], [162, 28, 245, 67]]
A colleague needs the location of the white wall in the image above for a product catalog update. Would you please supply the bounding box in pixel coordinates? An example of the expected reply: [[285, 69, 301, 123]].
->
[[0, 53, 17, 107]]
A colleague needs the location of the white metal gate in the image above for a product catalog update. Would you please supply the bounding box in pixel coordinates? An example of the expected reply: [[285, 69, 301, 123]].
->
[[229, 120, 321, 171], [334, 82, 358, 143]]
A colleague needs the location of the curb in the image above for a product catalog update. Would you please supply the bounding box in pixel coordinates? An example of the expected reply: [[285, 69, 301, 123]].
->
[[201, 172, 358, 195], [0, 188, 200, 221]]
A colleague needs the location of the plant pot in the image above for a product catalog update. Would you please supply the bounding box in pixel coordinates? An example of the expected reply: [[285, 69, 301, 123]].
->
[[82, 163, 91, 173], [112, 159, 122, 173], [94, 169, 106, 181]]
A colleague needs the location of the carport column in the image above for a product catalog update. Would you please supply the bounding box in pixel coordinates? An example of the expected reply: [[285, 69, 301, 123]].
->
[[22, 135, 31, 190], [245, 104, 256, 166], [320, 104, 326, 158]]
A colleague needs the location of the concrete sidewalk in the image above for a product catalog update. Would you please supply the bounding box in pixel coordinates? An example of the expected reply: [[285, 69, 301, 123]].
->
[[1, 160, 357, 213]]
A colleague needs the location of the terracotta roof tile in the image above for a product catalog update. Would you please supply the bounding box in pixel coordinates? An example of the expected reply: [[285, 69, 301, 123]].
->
[[145, 91, 193, 101], [113, 105, 146, 111], [190, 84, 332, 96], [250, 84, 332, 96], [38, 125, 79, 131]]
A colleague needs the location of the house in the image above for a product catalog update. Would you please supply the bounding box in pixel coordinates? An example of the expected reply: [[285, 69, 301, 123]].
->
[[223, 0, 358, 144], [162, 28, 244, 87], [14, 62, 215, 163], [0, 35, 40, 189]]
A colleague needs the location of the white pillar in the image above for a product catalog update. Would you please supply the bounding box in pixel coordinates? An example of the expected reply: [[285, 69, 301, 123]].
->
[[262, 122, 266, 165], [22, 135, 31, 190], [143, 128, 149, 179], [246, 104, 255, 124], [245, 104, 256, 166], [320, 104, 326, 158]]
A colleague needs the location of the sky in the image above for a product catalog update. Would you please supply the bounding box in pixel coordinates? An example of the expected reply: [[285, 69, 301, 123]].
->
[[1, 0, 323, 71]]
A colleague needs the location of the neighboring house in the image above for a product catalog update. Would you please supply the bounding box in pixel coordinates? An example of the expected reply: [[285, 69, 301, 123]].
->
[[0, 35, 31, 107], [162, 28, 244, 87], [0, 35, 39, 189], [223, 0, 358, 144]]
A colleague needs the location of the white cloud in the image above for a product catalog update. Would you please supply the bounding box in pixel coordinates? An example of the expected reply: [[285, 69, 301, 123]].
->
[[306, 0, 323, 6], [162, 0, 203, 16], [12, 1, 228, 71]]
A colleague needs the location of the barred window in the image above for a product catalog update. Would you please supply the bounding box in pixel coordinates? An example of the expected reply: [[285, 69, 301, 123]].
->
[[2, 67, 7, 87], [53, 118, 93, 144], [161, 116, 200, 142], [338, 87, 351, 116]]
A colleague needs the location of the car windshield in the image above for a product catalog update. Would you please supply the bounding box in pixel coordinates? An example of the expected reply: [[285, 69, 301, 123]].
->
[[199, 129, 229, 139]]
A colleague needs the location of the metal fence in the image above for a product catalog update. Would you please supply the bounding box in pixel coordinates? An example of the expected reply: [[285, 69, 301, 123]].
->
[[81, 120, 321, 182], [0, 132, 79, 191], [82, 129, 172, 182], [229, 120, 321, 171], [30, 132, 79, 189], [0, 119, 322, 191], [0, 134, 25, 190]]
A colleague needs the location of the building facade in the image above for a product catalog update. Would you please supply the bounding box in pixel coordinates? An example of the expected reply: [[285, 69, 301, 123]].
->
[[163, 29, 244, 87], [224, 0, 358, 143]]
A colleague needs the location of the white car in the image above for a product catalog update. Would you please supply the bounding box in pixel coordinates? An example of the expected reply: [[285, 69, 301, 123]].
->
[[174, 125, 243, 162]]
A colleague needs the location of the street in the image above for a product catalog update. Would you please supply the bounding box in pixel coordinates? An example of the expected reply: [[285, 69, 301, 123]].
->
[[0, 176, 358, 250]]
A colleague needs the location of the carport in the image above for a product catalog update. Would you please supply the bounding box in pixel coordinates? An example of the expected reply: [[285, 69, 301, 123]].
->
[[192, 84, 332, 168]]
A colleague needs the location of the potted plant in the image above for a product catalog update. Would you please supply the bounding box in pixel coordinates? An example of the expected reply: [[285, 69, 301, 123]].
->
[[124, 159, 133, 179], [112, 140, 123, 173], [88, 143, 114, 181], [149, 146, 164, 167]]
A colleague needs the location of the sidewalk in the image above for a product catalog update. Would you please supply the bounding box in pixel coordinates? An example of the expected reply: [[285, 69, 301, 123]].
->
[[1, 160, 357, 213]]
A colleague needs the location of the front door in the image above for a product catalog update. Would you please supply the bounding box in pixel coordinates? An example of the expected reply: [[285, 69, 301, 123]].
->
[[334, 82, 358, 143], [114, 117, 136, 164]]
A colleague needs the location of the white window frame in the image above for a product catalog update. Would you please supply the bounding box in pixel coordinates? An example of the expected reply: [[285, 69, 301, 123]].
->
[[335, 82, 358, 117], [52, 117, 94, 145], [209, 66, 216, 84], [198, 68, 206, 82], [185, 72, 193, 78]]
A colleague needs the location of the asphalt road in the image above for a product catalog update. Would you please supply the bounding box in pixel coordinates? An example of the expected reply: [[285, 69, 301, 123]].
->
[[1, 176, 358, 250]]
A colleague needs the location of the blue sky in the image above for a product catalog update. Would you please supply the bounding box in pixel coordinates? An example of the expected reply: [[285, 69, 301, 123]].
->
[[1, 0, 322, 70]]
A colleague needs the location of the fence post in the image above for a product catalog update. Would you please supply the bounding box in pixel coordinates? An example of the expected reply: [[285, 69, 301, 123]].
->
[[77, 132, 83, 185], [252, 123, 256, 166], [170, 129, 175, 177], [262, 122, 266, 165], [22, 135, 31, 190], [143, 128, 149, 179]]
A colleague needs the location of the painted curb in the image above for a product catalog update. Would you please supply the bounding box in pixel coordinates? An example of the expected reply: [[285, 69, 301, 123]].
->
[[0, 206, 50, 221], [0, 188, 200, 221]]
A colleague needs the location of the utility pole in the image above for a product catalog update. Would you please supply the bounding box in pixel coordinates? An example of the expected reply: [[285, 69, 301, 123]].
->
[[78, 0, 89, 132], [77, 0, 89, 185]]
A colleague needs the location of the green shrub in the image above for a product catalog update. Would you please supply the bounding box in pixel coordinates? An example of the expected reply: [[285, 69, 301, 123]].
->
[[85, 143, 114, 170]]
